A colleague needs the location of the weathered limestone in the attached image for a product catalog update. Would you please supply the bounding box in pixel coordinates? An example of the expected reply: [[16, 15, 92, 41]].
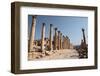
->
[[62, 35, 65, 49], [66, 36, 70, 49], [29, 18, 72, 52], [80, 28, 87, 58], [58, 31, 60, 50], [81, 28, 87, 50], [62, 35, 71, 49], [65, 37, 67, 49], [64, 36, 67, 49], [65, 36, 67, 49], [60, 33, 62, 49], [29, 16, 36, 52], [82, 28, 86, 44], [41, 23, 45, 52], [54, 28, 58, 50], [65, 36, 68, 49], [68, 38, 70, 49], [49, 24, 53, 50]]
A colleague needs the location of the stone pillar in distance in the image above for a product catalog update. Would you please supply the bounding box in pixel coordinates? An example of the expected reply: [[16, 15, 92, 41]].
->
[[54, 28, 57, 50], [58, 31, 60, 50], [49, 24, 53, 51]]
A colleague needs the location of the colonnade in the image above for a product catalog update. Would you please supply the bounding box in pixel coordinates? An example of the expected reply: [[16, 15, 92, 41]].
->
[[29, 16, 71, 52]]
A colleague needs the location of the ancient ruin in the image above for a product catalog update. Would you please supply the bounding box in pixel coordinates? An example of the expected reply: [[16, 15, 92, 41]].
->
[[28, 16, 87, 60], [79, 28, 88, 58]]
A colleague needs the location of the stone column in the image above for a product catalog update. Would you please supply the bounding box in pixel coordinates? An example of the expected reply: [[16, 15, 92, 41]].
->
[[82, 28, 87, 58], [29, 16, 36, 52], [82, 28, 86, 44], [54, 28, 57, 50], [49, 24, 53, 50], [65, 37, 67, 49], [68, 38, 70, 49], [65, 36, 68, 49], [62, 35, 65, 49], [58, 31, 60, 50], [63, 36, 67, 49], [60, 33, 62, 49], [66, 36, 69, 49], [64, 36, 66, 49], [66, 38, 68, 49], [41, 23, 45, 52], [65, 38, 67, 49]]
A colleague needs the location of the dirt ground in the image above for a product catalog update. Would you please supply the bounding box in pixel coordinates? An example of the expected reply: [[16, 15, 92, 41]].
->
[[28, 49, 79, 60]]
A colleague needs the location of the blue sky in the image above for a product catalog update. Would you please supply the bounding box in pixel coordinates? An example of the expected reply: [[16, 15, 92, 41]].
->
[[28, 15, 88, 45]]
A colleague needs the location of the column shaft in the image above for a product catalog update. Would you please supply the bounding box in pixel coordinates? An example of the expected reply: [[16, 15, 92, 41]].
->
[[54, 28, 57, 50], [82, 28, 86, 44], [62, 36, 65, 49], [49, 24, 53, 50], [60, 33, 62, 49], [58, 31, 60, 50], [29, 16, 36, 52], [41, 23, 45, 52]]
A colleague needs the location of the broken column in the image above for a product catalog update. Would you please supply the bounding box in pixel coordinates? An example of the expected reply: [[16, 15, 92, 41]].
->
[[82, 28, 86, 45], [54, 28, 57, 50], [41, 23, 45, 52], [49, 24, 53, 50], [29, 16, 36, 52]]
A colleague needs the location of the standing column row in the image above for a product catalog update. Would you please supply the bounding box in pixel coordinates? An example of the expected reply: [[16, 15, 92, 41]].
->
[[62, 35, 70, 49], [29, 19, 71, 52]]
